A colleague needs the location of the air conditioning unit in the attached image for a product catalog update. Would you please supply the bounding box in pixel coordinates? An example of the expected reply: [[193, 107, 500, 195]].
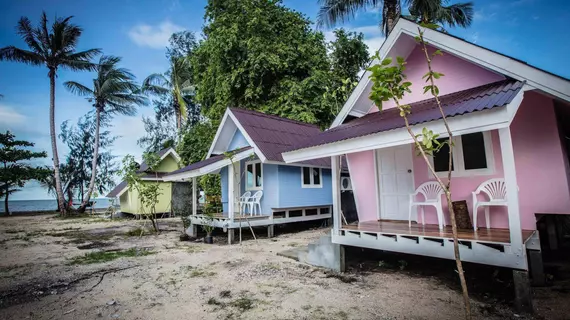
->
[[340, 176, 353, 191]]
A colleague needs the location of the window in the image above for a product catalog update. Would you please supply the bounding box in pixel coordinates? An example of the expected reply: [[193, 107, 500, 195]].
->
[[302, 167, 322, 188], [246, 161, 262, 190], [431, 132, 494, 177]]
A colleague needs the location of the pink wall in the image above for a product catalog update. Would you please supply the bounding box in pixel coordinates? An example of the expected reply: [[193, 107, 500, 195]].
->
[[368, 45, 505, 113], [404, 92, 569, 231], [348, 45, 570, 231], [347, 151, 378, 222]]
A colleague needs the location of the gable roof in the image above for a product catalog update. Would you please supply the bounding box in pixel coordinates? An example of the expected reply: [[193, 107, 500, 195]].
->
[[137, 147, 180, 172], [106, 147, 181, 198], [331, 18, 570, 128], [208, 108, 331, 167], [289, 79, 523, 151]]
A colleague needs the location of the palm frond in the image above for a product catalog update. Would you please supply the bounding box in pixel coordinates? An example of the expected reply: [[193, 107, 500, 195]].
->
[[0, 46, 44, 65], [437, 2, 473, 28], [16, 17, 44, 54], [60, 49, 102, 71], [316, 0, 379, 29], [142, 73, 170, 95], [64, 81, 94, 97]]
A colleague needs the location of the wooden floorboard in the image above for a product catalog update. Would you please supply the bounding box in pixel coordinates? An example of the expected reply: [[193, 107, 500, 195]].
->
[[209, 213, 270, 221], [342, 220, 535, 244]]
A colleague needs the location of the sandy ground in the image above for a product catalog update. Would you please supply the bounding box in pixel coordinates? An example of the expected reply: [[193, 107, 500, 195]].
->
[[0, 214, 561, 320]]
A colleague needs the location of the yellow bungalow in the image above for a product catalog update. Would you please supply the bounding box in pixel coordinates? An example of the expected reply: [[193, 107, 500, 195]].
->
[[107, 148, 183, 216]]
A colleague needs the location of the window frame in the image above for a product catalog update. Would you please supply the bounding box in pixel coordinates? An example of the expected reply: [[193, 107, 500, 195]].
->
[[245, 160, 263, 191], [301, 166, 323, 188], [429, 131, 495, 178]]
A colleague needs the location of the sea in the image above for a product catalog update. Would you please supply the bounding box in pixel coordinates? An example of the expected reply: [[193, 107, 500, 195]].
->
[[0, 198, 117, 213]]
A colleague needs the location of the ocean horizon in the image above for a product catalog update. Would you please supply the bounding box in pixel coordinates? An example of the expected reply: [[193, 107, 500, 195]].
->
[[0, 198, 117, 213]]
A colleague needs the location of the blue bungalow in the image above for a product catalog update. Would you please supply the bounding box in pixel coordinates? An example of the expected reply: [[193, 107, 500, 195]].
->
[[164, 108, 334, 243]]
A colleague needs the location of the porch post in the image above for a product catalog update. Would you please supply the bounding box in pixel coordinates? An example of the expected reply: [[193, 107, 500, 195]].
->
[[498, 127, 523, 249], [331, 155, 341, 234], [228, 163, 235, 223], [192, 177, 197, 216]]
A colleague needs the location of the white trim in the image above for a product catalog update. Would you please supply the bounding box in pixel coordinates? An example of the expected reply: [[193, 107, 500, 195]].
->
[[160, 148, 181, 164], [498, 127, 524, 249], [245, 160, 263, 191], [206, 108, 267, 163], [331, 156, 341, 234], [330, 19, 570, 127], [163, 149, 254, 181], [373, 151, 381, 220], [116, 186, 129, 198], [301, 167, 323, 188], [428, 131, 495, 178], [283, 104, 514, 164], [263, 160, 332, 169], [192, 177, 197, 216], [206, 109, 231, 159], [332, 230, 528, 270]]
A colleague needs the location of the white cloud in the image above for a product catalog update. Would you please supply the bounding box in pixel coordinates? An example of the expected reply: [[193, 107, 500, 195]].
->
[[0, 105, 26, 128], [128, 21, 185, 49], [473, 9, 497, 22]]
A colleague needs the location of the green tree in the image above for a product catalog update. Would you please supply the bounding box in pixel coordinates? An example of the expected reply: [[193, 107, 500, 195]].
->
[[59, 112, 119, 208], [142, 57, 196, 132], [317, 0, 473, 35], [192, 0, 330, 124], [0, 12, 101, 215], [0, 131, 49, 215], [328, 28, 370, 83], [64, 55, 146, 213]]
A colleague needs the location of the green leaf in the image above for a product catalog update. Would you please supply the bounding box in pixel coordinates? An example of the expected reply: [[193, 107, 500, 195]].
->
[[381, 57, 392, 66]]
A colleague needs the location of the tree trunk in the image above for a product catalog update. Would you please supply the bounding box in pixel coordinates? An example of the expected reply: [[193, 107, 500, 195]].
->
[[383, 0, 400, 34], [49, 69, 67, 215], [5, 185, 10, 216], [78, 105, 101, 213]]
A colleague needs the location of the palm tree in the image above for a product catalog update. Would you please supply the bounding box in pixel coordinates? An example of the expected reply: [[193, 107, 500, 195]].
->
[[64, 55, 147, 213], [0, 12, 101, 215], [142, 57, 194, 132], [317, 0, 473, 35], [406, 0, 473, 30]]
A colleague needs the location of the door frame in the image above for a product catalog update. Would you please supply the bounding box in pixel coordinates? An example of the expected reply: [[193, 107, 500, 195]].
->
[[374, 145, 415, 221]]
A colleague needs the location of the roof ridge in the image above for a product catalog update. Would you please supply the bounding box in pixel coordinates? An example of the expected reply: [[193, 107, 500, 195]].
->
[[229, 107, 320, 128]]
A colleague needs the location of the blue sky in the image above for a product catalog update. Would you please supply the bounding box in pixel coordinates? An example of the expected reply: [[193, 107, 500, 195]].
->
[[1, 0, 569, 200]]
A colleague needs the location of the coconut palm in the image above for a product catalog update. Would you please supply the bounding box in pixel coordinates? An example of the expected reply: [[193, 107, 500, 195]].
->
[[0, 12, 101, 215], [142, 57, 194, 132], [64, 55, 147, 213], [406, 0, 473, 30], [317, 0, 473, 35]]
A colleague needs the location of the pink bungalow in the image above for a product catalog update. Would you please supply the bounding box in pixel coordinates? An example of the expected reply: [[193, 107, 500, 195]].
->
[[282, 19, 570, 310]]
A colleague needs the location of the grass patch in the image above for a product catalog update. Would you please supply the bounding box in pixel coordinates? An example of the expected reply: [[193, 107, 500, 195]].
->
[[68, 248, 155, 265], [189, 268, 216, 278]]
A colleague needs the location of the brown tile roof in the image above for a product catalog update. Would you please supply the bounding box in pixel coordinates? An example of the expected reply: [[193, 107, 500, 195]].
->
[[289, 79, 524, 151], [168, 146, 253, 176], [229, 108, 332, 167]]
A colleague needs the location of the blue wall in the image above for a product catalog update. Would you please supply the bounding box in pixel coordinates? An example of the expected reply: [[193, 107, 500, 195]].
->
[[218, 129, 331, 215], [228, 129, 249, 151], [278, 166, 332, 208]]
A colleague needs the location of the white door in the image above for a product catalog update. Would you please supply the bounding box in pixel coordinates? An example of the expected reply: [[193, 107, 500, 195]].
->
[[376, 145, 414, 221]]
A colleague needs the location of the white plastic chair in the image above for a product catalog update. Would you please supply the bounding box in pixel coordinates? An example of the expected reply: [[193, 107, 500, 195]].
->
[[409, 181, 445, 230], [248, 191, 263, 216], [472, 178, 507, 231], [238, 191, 252, 215]]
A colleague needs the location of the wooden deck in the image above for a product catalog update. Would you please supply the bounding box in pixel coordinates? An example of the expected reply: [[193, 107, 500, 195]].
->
[[210, 213, 270, 221], [342, 220, 535, 244]]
